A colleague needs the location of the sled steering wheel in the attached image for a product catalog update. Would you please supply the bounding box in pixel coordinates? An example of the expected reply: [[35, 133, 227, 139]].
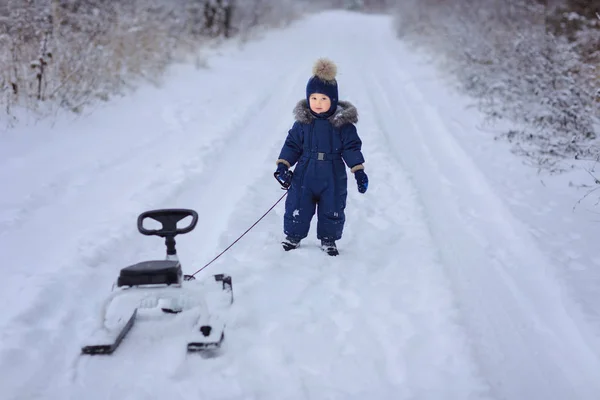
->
[[137, 209, 198, 237]]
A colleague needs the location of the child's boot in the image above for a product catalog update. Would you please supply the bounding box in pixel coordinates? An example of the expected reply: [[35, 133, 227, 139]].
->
[[282, 236, 301, 251], [321, 240, 339, 256]]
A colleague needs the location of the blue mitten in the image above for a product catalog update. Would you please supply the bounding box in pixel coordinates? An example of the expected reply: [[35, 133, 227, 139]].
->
[[354, 169, 368, 193], [274, 163, 293, 189]]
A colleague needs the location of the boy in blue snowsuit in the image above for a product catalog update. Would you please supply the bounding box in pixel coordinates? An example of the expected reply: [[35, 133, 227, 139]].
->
[[274, 58, 368, 256]]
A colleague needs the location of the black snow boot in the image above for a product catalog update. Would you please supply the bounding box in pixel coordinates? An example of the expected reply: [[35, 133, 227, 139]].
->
[[321, 240, 339, 256], [282, 236, 301, 251]]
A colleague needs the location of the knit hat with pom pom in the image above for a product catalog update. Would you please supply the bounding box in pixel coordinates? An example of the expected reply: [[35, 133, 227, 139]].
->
[[306, 58, 338, 117]]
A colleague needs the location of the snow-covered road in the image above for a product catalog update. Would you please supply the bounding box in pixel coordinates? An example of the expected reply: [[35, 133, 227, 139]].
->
[[1, 11, 599, 400]]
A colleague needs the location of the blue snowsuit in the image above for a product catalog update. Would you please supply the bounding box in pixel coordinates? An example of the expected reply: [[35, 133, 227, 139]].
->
[[277, 99, 365, 242]]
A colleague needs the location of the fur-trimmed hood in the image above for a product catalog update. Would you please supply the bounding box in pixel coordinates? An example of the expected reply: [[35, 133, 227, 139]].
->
[[293, 99, 358, 128]]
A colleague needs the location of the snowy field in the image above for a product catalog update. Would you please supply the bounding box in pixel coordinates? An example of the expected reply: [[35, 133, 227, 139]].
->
[[2, 10, 600, 400]]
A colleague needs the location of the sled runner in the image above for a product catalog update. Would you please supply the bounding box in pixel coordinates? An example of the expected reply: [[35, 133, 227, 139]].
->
[[80, 209, 233, 355]]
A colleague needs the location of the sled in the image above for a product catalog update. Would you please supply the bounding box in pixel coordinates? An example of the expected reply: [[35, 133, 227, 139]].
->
[[80, 208, 233, 355]]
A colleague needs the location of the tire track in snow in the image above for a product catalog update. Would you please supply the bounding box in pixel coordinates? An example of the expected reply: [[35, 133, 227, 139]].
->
[[368, 30, 600, 399], [349, 49, 492, 399]]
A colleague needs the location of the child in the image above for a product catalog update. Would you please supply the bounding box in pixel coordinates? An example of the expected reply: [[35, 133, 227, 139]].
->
[[274, 58, 368, 256]]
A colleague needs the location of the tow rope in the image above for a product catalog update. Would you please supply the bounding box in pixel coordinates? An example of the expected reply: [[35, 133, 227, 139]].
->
[[188, 190, 288, 278]]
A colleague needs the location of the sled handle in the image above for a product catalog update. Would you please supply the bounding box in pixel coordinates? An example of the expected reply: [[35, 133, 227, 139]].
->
[[137, 209, 198, 237]]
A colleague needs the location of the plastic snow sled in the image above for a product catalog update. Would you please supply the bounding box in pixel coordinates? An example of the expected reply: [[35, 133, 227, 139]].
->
[[80, 208, 233, 355]]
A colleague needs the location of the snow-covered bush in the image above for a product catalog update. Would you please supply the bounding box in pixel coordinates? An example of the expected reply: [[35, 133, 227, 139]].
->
[[1, 1, 194, 121], [394, 0, 600, 172], [0, 0, 319, 126]]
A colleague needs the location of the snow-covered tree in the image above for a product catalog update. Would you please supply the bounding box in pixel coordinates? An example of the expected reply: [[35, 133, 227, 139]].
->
[[1, 0, 321, 123], [394, 0, 599, 171]]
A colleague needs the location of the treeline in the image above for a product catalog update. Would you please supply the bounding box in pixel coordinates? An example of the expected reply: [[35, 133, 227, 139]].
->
[[0, 0, 314, 123]]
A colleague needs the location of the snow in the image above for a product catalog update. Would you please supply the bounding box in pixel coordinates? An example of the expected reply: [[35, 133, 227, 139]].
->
[[2, 10, 600, 400]]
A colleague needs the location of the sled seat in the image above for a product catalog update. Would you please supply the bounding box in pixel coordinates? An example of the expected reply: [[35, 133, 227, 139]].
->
[[117, 260, 182, 287]]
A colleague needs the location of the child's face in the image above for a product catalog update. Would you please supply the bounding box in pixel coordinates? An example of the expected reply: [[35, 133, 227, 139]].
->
[[309, 93, 331, 114]]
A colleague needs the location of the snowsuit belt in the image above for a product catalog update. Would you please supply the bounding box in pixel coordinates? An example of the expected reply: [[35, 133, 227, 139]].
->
[[302, 151, 342, 161]]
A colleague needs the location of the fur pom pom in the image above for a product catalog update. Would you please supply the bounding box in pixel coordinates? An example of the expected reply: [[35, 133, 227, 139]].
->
[[312, 58, 337, 82]]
